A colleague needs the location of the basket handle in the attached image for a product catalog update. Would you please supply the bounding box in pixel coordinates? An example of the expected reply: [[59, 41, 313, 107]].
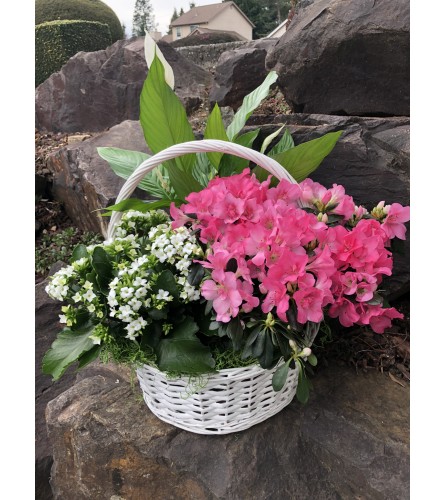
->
[[107, 139, 297, 239]]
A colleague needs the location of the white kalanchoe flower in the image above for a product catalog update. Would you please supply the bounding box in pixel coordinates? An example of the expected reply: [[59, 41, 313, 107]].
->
[[156, 289, 171, 301], [83, 289, 96, 302]]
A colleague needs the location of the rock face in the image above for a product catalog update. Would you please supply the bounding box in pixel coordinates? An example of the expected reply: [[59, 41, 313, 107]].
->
[[46, 120, 149, 236], [35, 38, 211, 133], [266, 0, 410, 117], [246, 113, 410, 298], [209, 39, 278, 111], [46, 362, 409, 499]]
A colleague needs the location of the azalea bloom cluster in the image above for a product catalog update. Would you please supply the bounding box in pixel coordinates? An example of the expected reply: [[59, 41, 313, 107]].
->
[[46, 211, 203, 343], [171, 170, 410, 333]]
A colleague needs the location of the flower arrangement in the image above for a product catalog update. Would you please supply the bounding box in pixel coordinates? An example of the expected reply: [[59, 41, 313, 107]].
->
[[43, 36, 410, 408]]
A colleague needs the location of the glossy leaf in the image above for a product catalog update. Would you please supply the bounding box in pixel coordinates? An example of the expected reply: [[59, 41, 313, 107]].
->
[[70, 244, 88, 264], [226, 71, 278, 140], [218, 129, 260, 177], [42, 325, 96, 380], [156, 317, 216, 374], [272, 359, 291, 391], [140, 55, 195, 173], [153, 269, 179, 299], [204, 103, 229, 168], [97, 147, 171, 199], [268, 128, 295, 156]]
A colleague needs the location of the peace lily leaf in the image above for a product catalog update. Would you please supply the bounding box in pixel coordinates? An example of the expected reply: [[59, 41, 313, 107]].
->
[[42, 325, 96, 381], [156, 317, 216, 374], [226, 71, 279, 140], [268, 128, 295, 156], [204, 103, 229, 168], [271, 130, 343, 182], [192, 153, 217, 187], [140, 54, 195, 174], [97, 147, 171, 199], [102, 198, 175, 216], [144, 33, 174, 89], [272, 359, 291, 391], [218, 129, 260, 177], [168, 165, 204, 201], [260, 124, 285, 154]]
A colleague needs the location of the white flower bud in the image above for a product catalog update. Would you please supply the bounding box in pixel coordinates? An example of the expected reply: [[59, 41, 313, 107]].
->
[[301, 347, 312, 358]]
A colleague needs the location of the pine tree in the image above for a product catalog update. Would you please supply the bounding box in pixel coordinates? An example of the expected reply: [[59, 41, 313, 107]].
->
[[122, 23, 127, 39], [132, 0, 157, 37], [168, 7, 179, 35]]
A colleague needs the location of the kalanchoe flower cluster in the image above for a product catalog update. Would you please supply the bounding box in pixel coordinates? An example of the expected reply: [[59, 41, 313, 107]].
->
[[45, 211, 203, 343], [171, 169, 410, 334]]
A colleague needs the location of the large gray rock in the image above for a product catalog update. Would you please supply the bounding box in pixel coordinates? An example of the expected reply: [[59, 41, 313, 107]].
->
[[35, 38, 211, 133], [266, 0, 410, 116], [46, 120, 149, 236], [209, 39, 278, 111], [46, 363, 409, 499]]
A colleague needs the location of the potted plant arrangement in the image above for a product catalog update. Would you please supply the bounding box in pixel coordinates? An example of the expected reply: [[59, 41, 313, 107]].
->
[[42, 36, 410, 435]]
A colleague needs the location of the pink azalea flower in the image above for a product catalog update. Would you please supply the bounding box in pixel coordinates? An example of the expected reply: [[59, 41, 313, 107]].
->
[[201, 272, 243, 323], [381, 203, 410, 240], [328, 297, 360, 327], [293, 287, 324, 324]]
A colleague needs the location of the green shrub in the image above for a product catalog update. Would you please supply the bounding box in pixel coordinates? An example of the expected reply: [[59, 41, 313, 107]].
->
[[35, 20, 112, 86], [35, 0, 123, 42]]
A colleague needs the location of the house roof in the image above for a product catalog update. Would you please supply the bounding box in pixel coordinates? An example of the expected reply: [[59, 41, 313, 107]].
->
[[171, 2, 255, 28], [189, 27, 246, 41], [266, 20, 287, 38]]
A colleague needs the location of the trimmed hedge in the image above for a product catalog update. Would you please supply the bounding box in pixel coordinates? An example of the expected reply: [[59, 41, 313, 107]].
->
[[35, 0, 123, 43], [35, 20, 112, 86], [170, 31, 243, 48]]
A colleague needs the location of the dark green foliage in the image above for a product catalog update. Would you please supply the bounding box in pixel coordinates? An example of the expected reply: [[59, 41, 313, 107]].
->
[[35, 0, 123, 42], [224, 0, 290, 38], [35, 20, 112, 86]]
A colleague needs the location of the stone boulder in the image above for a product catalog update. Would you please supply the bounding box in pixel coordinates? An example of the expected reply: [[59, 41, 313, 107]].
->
[[266, 0, 410, 116], [246, 113, 410, 299], [35, 38, 211, 133], [46, 363, 409, 499], [46, 120, 149, 236], [209, 39, 278, 111]]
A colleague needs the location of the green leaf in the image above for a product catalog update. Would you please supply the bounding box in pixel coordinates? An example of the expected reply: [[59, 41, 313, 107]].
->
[[91, 247, 113, 281], [70, 244, 89, 264], [42, 325, 96, 380], [272, 359, 291, 391], [156, 317, 216, 374], [255, 130, 343, 183], [296, 366, 310, 404], [167, 165, 204, 202], [226, 71, 279, 140], [258, 333, 275, 369], [260, 124, 285, 154], [192, 153, 217, 187], [268, 128, 295, 156], [77, 344, 101, 369], [307, 354, 318, 367], [226, 318, 244, 352], [187, 263, 205, 287], [204, 103, 229, 168], [153, 270, 179, 299], [102, 198, 175, 216], [140, 55, 195, 173], [97, 147, 171, 199], [218, 129, 260, 177]]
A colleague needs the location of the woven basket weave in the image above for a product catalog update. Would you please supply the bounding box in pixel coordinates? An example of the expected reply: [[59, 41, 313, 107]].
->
[[109, 139, 301, 434]]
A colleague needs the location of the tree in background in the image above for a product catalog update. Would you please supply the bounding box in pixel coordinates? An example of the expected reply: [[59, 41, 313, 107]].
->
[[132, 0, 157, 37], [189, 2, 196, 7], [121, 23, 127, 39], [225, 0, 290, 38], [168, 7, 179, 35]]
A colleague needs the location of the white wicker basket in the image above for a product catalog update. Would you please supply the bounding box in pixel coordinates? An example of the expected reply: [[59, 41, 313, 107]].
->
[[109, 139, 301, 434], [136, 361, 299, 434]]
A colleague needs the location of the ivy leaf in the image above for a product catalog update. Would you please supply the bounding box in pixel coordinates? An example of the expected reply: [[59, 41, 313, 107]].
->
[[226, 71, 278, 140], [42, 325, 96, 381], [156, 317, 216, 374]]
